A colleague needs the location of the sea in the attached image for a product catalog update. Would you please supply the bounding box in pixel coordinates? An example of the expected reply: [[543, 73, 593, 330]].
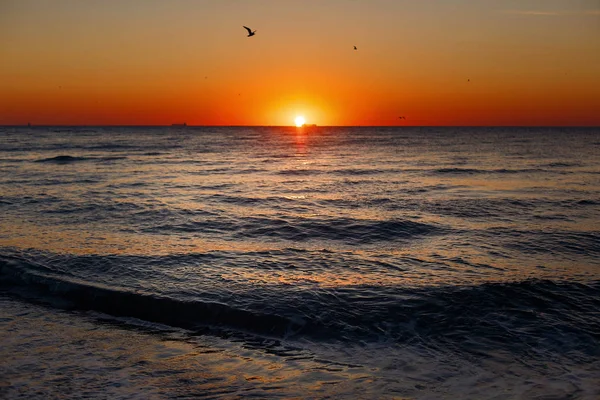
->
[[1, 126, 599, 399]]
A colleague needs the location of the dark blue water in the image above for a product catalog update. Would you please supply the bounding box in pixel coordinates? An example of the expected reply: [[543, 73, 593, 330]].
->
[[1, 126, 599, 399]]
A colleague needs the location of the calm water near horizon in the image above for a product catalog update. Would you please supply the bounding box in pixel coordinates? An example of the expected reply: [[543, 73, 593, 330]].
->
[[1, 126, 599, 399]]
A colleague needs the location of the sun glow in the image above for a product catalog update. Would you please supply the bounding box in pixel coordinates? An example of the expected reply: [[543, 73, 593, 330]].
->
[[294, 116, 306, 127]]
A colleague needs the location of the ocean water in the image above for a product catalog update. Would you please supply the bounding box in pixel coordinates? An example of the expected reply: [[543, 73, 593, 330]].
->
[[1, 126, 599, 399]]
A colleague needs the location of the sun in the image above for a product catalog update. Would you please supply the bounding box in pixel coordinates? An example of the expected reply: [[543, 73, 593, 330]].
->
[[294, 115, 306, 127]]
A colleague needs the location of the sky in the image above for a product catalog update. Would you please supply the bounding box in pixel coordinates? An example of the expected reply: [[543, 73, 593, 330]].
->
[[0, 0, 599, 126]]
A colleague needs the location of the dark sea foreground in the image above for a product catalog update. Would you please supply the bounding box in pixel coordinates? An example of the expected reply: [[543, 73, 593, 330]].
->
[[1, 126, 599, 399]]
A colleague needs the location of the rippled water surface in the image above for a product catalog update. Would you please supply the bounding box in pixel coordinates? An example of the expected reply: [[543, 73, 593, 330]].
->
[[1, 126, 599, 399]]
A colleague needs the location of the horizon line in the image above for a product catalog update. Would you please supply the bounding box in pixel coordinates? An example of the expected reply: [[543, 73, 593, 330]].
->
[[1, 124, 599, 128]]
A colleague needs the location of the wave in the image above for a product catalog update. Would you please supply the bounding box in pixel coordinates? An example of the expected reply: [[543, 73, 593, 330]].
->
[[541, 162, 582, 168], [1, 254, 598, 355], [150, 216, 442, 243], [50, 128, 98, 133], [87, 143, 142, 150], [331, 168, 383, 176], [479, 228, 600, 258], [34, 155, 127, 164], [206, 194, 302, 207], [35, 155, 89, 163], [432, 167, 548, 175], [0, 256, 301, 337], [276, 169, 321, 176], [571, 199, 599, 206]]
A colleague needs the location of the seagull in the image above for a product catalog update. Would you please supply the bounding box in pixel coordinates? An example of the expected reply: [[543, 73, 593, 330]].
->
[[354, 46, 357, 50], [243, 26, 256, 37]]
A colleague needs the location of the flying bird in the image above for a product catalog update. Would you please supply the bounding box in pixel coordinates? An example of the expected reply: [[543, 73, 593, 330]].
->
[[354, 46, 357, 50], [243, 26, 256, 37]]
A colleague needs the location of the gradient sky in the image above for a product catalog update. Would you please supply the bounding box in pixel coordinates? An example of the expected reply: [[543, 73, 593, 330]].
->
[[1, 0, 599, 126]]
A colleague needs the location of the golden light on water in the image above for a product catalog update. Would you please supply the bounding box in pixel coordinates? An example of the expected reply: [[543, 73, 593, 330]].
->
[[294, 116, 306, 127]]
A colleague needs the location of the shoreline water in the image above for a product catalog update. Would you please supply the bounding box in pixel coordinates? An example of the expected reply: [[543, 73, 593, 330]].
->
[[3, 294, 598, 399]]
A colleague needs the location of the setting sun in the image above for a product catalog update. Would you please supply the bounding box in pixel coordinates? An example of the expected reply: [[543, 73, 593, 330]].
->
[[294, 116, 306, 127]]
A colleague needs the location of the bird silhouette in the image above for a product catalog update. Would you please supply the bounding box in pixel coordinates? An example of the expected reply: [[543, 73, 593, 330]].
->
[[243, 26, 256, 37], [354, 46, 357, 50]]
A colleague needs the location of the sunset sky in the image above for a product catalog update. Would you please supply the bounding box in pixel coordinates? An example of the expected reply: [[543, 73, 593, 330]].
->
[[1, 0, 599, 126]]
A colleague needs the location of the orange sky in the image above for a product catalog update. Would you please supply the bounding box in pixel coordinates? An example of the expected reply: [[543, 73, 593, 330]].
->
[[1, 0, 599, 126]]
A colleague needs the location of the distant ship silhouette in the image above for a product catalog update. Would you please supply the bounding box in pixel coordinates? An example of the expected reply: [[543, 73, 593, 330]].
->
[[302, 124, 317, 128], [171, 123, 187, 127]]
